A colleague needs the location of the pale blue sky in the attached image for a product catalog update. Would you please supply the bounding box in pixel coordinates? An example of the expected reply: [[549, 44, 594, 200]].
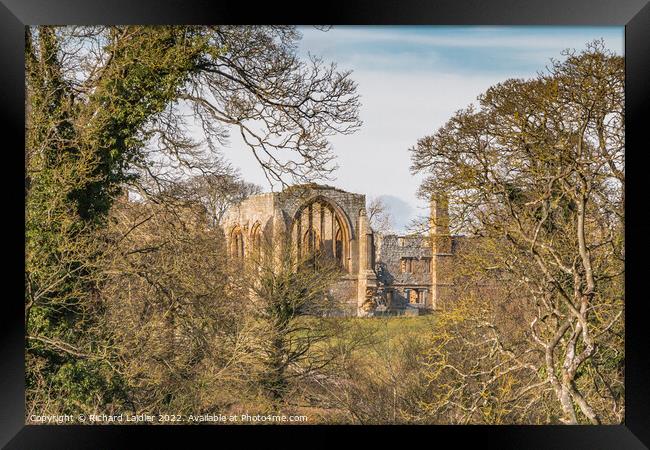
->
[[221, 26, 624, 233]]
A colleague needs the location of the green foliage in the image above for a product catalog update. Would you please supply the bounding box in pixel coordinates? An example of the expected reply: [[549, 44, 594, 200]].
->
[[245, 239, 343, 401], [410, 41, 624, 424], [25, 26, 213, 414], [25, 25, 361, 418]]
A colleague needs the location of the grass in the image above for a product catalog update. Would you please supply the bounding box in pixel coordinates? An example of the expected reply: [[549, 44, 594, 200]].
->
[[297, 314, 435, 345], [288, 314, 438, 423], [295, 314, 436, 370], [341, 315, 436, 365], [346, 315, 435, 338]]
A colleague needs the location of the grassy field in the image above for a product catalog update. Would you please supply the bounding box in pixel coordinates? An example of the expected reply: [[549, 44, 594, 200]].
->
[[342, 315, 435, 362], [287, 314, 437, 423], [347, 315, 435, 337], [300, 314, 437, 368], [299, 314, 435, 345]]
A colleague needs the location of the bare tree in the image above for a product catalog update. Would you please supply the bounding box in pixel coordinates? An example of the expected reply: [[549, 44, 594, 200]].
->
[[367, 197, 394, 234], [411, 41, 624, 424], [165, 172, 263, 227], [237, 233, 344, 402], [25, 25, 361, 415]]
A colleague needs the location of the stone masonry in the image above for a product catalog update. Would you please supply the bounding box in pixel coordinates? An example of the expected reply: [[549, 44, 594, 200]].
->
[[221, 184, 456, 316]]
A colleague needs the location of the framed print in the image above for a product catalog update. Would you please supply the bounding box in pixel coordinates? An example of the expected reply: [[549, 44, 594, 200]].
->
[[3, 0, 649, 447]]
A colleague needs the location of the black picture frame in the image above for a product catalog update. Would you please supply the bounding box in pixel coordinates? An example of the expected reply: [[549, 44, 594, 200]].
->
[[3, 1, 649, 448]]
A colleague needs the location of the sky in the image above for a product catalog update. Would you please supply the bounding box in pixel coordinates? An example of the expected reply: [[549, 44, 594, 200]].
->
[[220, 26, 624, 233]]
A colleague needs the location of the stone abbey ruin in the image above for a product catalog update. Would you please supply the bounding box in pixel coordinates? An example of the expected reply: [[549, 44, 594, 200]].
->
[[221, 184, 459, 317]]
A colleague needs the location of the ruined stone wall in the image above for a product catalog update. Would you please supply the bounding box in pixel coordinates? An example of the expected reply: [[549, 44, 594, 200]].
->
[[221, 185, 374, 316], [221, 192, 277, 246], [329, 278, 359, 316], [220, 185, 462, 316], [276, 186, 365, 241], [375, 234, 434, 309]]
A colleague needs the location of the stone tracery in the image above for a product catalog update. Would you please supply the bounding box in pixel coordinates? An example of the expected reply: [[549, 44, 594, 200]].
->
[[291, 196, 352, 271]]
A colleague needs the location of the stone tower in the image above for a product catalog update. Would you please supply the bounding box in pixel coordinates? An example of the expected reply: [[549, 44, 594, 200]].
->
[[429, 194, 453, 310]]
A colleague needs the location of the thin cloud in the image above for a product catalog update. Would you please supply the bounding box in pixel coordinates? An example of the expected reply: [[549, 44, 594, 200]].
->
[[221, 26, 624, 234], [301, 26, 624, 51]]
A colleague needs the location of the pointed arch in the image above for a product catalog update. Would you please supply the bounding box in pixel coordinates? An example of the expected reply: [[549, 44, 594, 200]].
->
[[335, 227, 344, 267], [291, 195, 352, 271], [250, 221, 262, 260], [229, 225, 245, 258]]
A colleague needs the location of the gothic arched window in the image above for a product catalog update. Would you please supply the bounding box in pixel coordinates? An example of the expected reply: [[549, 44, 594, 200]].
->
[[335, 226, 344, 267], [291, 197, 350, 272], [230, 227, 244, 258], [250, 222, 262, 261]]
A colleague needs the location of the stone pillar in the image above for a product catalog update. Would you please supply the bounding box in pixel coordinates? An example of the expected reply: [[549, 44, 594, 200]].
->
[[357, 208, 377, 316], [330, 207, 336, 259], [272, 203, 287, 269], [430, 194, 452, 310]]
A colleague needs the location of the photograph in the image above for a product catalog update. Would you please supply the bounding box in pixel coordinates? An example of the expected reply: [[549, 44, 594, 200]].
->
[[22, 24, 628, 427]]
